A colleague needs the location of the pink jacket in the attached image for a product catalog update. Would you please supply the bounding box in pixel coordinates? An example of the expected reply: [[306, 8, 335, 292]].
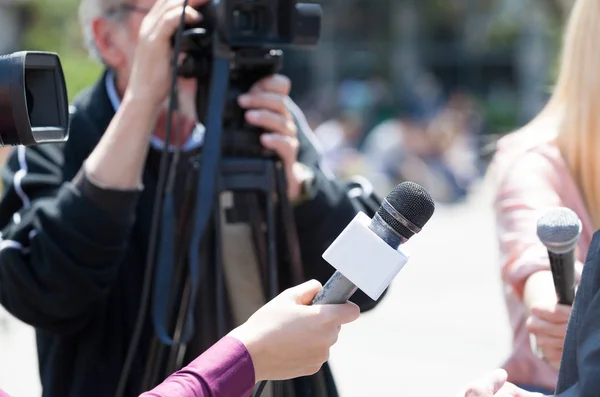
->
[[491, 133, 594, 390]]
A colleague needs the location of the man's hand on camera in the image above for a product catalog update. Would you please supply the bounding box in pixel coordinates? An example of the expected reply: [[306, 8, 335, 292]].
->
[[238, 74, 307, 201], [126, 0, 207, 108]]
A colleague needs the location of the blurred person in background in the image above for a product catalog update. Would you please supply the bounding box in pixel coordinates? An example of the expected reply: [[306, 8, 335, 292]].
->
[[488, 0, 600, 393], [429, 91, 483, 196], [363, 88, 481, 202], [313, 79, 374, 179], [0, 0, 384, 396], [361, 107, 433, 196]]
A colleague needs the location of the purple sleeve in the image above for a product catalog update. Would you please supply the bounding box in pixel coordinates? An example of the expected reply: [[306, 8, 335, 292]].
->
[[0, 389, 12, 397], [140, 336, 256, 397]]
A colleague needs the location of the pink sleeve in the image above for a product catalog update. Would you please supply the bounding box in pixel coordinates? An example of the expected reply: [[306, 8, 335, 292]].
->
[[494, 150, 563, 300], [140, 336, 255, 397], [0, 390, 12, 397]]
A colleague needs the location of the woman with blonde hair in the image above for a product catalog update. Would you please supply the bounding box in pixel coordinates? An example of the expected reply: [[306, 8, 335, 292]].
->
[[489, 0, 600, 393]]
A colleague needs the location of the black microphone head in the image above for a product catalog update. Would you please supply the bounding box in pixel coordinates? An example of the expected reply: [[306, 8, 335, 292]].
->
[[377, 181, 435, 240], [537, 207, 582, 254]]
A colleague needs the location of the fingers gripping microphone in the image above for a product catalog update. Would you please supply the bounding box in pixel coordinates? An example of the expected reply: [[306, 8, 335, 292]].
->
[[312, 182, 435, 305], [536, 207, 582, 305]]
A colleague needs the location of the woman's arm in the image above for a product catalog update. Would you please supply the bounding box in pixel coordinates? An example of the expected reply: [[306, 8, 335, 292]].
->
[[139, 336, 255, 397], [495, 150, 575, 303], [494, 149, 579, 368], [140, 280, 360, 397]]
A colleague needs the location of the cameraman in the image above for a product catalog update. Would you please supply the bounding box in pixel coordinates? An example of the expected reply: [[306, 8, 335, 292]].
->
[[0, 0, 382, 396]]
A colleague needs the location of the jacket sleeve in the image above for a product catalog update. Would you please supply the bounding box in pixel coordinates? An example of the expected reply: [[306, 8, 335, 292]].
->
[[554, 232, 600, 396], [288, 100, 384, 312], [553, 291, 600, 397], [139, 336, 255, 397], [0, 140, 140, 334], [493, 150, 585, 301]]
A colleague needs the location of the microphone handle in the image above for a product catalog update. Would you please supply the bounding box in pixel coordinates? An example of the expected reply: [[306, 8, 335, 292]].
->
[[548, 250, 576, 305], [311, 271, 358, 305]]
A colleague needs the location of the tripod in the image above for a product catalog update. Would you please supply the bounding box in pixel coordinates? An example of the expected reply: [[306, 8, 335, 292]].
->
[[141, 45, 304, 397]]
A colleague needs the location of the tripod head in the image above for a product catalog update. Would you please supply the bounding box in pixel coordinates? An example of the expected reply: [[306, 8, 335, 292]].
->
[[175, 0, 322, 157]]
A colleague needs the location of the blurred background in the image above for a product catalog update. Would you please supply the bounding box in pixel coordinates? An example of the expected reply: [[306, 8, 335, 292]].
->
[[0, 0, 576, 395]]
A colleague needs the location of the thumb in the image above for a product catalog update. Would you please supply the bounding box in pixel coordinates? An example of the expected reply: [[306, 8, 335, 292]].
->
[[286, 280, 323, 305], [486, 369, 508, 393], [481, 369, 509, 394], [464, 369, 508, 397]]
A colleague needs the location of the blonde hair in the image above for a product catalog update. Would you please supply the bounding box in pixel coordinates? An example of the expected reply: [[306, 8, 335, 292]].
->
[[518, 0, 600, 227]]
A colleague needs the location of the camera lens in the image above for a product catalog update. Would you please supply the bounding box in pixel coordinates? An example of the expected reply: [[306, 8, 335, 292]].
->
[[233, 9, 255, 33], [233, 6, 266, 35]]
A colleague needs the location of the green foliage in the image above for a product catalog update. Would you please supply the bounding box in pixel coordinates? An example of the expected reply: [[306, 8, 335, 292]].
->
[[59, 55, 103, 102], [21, 0, 102, 102], [483, 99, 518, 135], [486, 21, 520, 49]]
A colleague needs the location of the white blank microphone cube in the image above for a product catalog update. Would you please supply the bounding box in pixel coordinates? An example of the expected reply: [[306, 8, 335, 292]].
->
[[322, 212, 409, 301]]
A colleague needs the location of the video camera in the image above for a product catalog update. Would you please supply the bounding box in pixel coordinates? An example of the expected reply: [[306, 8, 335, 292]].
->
[[0, 51, 69, 147], [177, 0, 322, 64], [175, 0, 322, 156], [201, 0, 320, 47]]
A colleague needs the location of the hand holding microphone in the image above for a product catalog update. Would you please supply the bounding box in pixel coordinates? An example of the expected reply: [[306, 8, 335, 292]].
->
[[527, 207, 582, 368], [229, 280, 360, 382]]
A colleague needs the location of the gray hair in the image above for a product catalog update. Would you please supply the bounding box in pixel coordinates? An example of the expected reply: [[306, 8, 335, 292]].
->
[[78, 0, 125, 61]]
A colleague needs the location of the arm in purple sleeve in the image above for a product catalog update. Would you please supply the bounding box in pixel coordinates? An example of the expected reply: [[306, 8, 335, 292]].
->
[[140, 336, 256, 397]]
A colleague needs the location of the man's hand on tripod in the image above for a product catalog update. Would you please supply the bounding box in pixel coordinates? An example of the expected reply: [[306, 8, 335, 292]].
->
[[238, 74, 308, 201]]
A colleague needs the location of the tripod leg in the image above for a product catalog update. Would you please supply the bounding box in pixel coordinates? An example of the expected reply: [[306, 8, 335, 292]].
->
[[214, 197, 226, 337], [265, 172, 287, 397], [265, 187, 279, 299], [274, 162, 304, 284], [245, 192, 270, 294], [166, 279, 191, 374]]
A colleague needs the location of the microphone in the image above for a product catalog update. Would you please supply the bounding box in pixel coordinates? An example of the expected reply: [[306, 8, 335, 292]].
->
[[312, 181, 435, 305], [536, 207, 582, 305], [252, 182, 435, 397]]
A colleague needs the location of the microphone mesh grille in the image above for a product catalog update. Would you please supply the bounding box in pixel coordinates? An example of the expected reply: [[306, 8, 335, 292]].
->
[[536, 207, 582, 254], [377, 182, 435, 239]]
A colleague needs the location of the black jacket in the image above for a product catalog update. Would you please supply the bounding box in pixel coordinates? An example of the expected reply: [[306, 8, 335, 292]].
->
[[0, 73, 383, 397], [554, 230, 600, 396]]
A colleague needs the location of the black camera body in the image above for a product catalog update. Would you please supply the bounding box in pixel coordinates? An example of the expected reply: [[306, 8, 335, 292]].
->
[[216, 0, 322, 49], [179, 0, 321, 51], [177, 0, 322, 157], [0, 51, 69, 147]]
